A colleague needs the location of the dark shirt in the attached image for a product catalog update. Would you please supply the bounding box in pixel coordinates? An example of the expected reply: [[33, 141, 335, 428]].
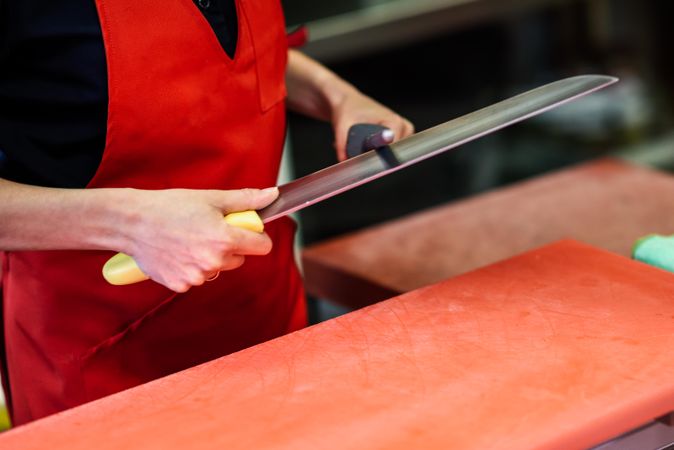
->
[[0, 0, 238, 188]]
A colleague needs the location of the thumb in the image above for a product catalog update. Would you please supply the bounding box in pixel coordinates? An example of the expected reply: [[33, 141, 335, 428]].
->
[[207, 187, 279, 213], [334, 121, 350, 162]]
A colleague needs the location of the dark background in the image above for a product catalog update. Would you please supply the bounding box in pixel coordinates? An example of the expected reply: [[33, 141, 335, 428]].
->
[[280, 0, 674, 245]]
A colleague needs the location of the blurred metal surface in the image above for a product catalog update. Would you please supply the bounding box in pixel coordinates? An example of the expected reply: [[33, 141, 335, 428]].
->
[[592, 420, 674, 450], [302, 0, 571, 63]]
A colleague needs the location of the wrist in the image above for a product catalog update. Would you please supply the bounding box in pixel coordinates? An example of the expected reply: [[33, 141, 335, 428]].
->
[[79, 188, 141, 253], [286, 50, 359, 121], [317, 72, 358, 116]]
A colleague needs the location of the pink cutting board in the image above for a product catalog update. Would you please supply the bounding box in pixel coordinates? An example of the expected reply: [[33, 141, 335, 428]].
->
[[2, 240, 674, 449]]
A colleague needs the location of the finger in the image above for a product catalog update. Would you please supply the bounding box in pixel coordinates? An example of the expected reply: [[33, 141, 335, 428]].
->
[[207, 187, 279, 213], [172, 284, 191, 293], [222, 227, 274, 256], [402, 119, 415, 138], [166, 279, 191, 293], [219, 255, 246, 271], [186, 268, 208, 287], [334, 123, 349, 162]]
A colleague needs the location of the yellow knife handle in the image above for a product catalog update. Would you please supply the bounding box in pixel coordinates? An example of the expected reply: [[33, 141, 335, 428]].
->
[[102, 210, 264, 286], [222, 210, 264, 233]]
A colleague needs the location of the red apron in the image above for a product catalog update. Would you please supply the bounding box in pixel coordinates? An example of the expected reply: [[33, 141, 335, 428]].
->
[[1, 0, 306, 425]]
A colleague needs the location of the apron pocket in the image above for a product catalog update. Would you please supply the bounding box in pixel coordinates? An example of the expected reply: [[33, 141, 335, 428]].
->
[[78, 290, 180, 402]]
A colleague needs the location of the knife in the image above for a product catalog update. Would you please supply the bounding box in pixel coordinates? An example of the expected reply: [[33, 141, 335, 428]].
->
[[103, 75, 618, 285]]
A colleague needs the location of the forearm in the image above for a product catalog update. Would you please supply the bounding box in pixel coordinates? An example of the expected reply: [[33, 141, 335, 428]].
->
[[0, 178, 278, 291], [285, 49, 359, 121], [0, 178, 133, 252]]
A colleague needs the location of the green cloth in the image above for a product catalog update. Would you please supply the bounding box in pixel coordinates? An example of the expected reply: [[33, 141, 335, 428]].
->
[[633, 235, 674, 273]]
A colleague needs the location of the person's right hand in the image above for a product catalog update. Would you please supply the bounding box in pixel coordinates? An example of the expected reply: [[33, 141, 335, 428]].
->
[[121, 187, 279, 292]]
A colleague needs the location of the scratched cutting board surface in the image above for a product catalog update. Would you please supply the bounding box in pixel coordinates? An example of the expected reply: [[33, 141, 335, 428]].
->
[[302, 158, 674, 308], [3, 240, 674, 449]]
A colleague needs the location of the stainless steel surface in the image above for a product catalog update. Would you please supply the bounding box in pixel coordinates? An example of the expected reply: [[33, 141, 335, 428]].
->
[[260, 75, 618, 222], [591, 420, 674, 450]]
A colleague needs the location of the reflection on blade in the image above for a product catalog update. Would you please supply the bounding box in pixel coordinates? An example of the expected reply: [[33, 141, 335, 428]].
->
[[260, 75, 618, 223]]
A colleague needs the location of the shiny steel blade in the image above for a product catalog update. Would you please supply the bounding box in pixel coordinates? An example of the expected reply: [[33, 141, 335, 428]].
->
[[260, 75, 618, 222]]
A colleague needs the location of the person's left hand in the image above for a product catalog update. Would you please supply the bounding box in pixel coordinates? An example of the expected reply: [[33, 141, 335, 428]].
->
[[285, 50, 414, 161], [330, 88, 414, 161]]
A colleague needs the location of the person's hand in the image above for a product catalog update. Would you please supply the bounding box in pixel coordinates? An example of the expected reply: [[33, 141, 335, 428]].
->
[[285, 51, 414, 162], [122, 187, 278, 292], [330, 87, 414, 161]]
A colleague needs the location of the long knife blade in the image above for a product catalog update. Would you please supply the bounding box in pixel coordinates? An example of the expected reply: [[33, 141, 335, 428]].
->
[[260, 75, 617, 222], [101, 75, 618, 286]]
